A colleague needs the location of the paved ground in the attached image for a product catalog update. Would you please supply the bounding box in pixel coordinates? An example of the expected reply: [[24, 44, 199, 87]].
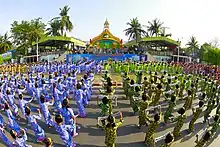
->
[[0, 74, 220, 147]]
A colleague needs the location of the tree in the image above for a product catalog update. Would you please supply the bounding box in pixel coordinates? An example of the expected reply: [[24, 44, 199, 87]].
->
[[186, 36, 200, 60], [124, 17, 146, 44], [10, 18, 46, 55], [203, 44, 220, 65], [159, 27, 172, 37], [52, 5, 73, 36], [147, 18, 164, 37], [46, 19, 61, 36], [0, 32, 12, 54]]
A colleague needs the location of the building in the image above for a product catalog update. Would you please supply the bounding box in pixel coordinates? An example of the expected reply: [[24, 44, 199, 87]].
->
[[88, 19, 123, 54]]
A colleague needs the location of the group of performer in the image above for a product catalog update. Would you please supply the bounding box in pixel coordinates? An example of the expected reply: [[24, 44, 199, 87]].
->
[[0, 59, 219, 147], [0, 59, 99, 147], [98, 61, 220, 147]]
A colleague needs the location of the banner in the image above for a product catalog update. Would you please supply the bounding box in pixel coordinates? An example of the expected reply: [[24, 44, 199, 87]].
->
[[66, 54, 140, 63]]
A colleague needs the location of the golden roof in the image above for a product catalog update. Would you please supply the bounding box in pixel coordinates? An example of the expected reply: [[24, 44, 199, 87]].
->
[[90, 20, 122, 46]]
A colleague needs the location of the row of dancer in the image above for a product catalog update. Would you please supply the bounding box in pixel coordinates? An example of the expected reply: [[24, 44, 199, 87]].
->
[[0, 62, 98, 146], [94, 62, 220, 147]]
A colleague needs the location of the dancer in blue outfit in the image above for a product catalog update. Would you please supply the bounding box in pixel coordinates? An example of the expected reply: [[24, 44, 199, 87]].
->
[[4, 103, 21, 133], [10, 128, 32, 147], [39, 95, 54, 128], [18, 94, 33, 117], [25, 106, 45, 142], [52, 83, 63, 112], [61, 99, 79, 137], [0, 115, 13, 147], [53, 114, 76, 147], [74, 83, 86, 117]]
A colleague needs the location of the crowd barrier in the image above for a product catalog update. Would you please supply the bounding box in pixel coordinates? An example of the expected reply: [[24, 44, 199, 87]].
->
[[66, 54, 142, 63]]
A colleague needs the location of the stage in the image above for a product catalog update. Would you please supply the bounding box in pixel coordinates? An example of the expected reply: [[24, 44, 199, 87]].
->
[[66, 54, 146, 63]]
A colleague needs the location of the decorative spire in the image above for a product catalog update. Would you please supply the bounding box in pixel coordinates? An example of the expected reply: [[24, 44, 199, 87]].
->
[[104, 18, 109, 30]]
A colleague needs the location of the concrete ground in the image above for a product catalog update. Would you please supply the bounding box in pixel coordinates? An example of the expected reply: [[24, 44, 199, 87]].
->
[[0, 75, 220, 147]]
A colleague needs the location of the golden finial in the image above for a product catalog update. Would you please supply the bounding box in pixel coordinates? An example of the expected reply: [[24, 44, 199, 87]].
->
[[104, 18, 109, 29]]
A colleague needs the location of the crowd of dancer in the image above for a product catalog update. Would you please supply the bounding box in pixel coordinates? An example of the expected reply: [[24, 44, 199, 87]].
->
[[0, 59, 100, 147], [99, 61, 220, 147], [0, 59, 219, 147]]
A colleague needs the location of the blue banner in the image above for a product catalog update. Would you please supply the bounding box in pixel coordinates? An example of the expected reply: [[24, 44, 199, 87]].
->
[[66, 54, 140, 63]]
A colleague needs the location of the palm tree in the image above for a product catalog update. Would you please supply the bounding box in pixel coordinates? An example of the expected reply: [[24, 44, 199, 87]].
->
[[29, 18, 46, 43], [124, 17, 146, 43], [0, 32, 12, 54], [186, 36, 199, 59], [46, 19, 61, 36], [147, 18, 164, 37], [58, 5, 73, 36], [159, 27, 172, 37]]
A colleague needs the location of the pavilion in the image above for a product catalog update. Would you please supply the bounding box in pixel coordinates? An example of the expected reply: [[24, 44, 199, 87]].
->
[[123, 36, 185, 62], [24, 36, 86, 62], [88, 19, 123, 54]]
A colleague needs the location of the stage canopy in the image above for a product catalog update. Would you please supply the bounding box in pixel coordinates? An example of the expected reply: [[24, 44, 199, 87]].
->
[[124, 37, 180, 48], [32, 36, 86, 47]]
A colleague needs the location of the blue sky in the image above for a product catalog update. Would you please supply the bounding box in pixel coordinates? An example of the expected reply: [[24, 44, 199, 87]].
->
[[0, 0, 219, 46]]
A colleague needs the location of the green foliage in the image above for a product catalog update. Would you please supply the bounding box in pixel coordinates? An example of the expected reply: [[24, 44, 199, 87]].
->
[[46, 19, 61, 36], [203, 43, 220, 65], [49, 5, 73, 36], [124, 17, 147, 43], [147, 18, 164, 37], [10, 18, 46, 55], [0, 56, 3, 64], [0, 32, 12, 54], [186, 36, 200, 58]]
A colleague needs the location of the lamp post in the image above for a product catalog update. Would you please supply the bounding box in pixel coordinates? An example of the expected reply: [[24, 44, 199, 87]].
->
[[177, 37, 183, 62], [177, 46, 180, 62], [36, 37, 39, 62]]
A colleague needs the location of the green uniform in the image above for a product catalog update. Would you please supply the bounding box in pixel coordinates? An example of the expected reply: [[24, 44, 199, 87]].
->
[[103, 121, 123, 147], [144, 121, 160, 147], [137, 99, 151, 126], [123, 78, 129, 99], [98, 103, 109, 116], [204, 102, 215, 122], [179, 82, 185, 98], [183, 96, 193, 110], [128, 85, 138, 113], [210, 121, 220, 136], [195, 138, 208, 147], [173, 114, 186, 138], [164, 100, 176, 123], [189, 107, 203, 132], [151, 89, 163, 106]]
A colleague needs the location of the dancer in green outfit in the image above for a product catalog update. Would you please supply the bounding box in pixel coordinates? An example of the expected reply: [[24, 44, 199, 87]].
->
[[97, 96, 110, 116], [208, 114, 220, 136], [128, 80, 138, 114], [151, 84, 163, 106], [136, 71, 143, 84], [144, 113, 161, 147], [195, 131, 211, 147], [204, 100, 216, 123], [183, 90, 193, 110], [136, 93, 151, 128], [164, 95, 176, 124], [172, 107, 186, 139], [188, 101, 204, 132], [102, 113, 124, 147], [159, 132, 174, 147]]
